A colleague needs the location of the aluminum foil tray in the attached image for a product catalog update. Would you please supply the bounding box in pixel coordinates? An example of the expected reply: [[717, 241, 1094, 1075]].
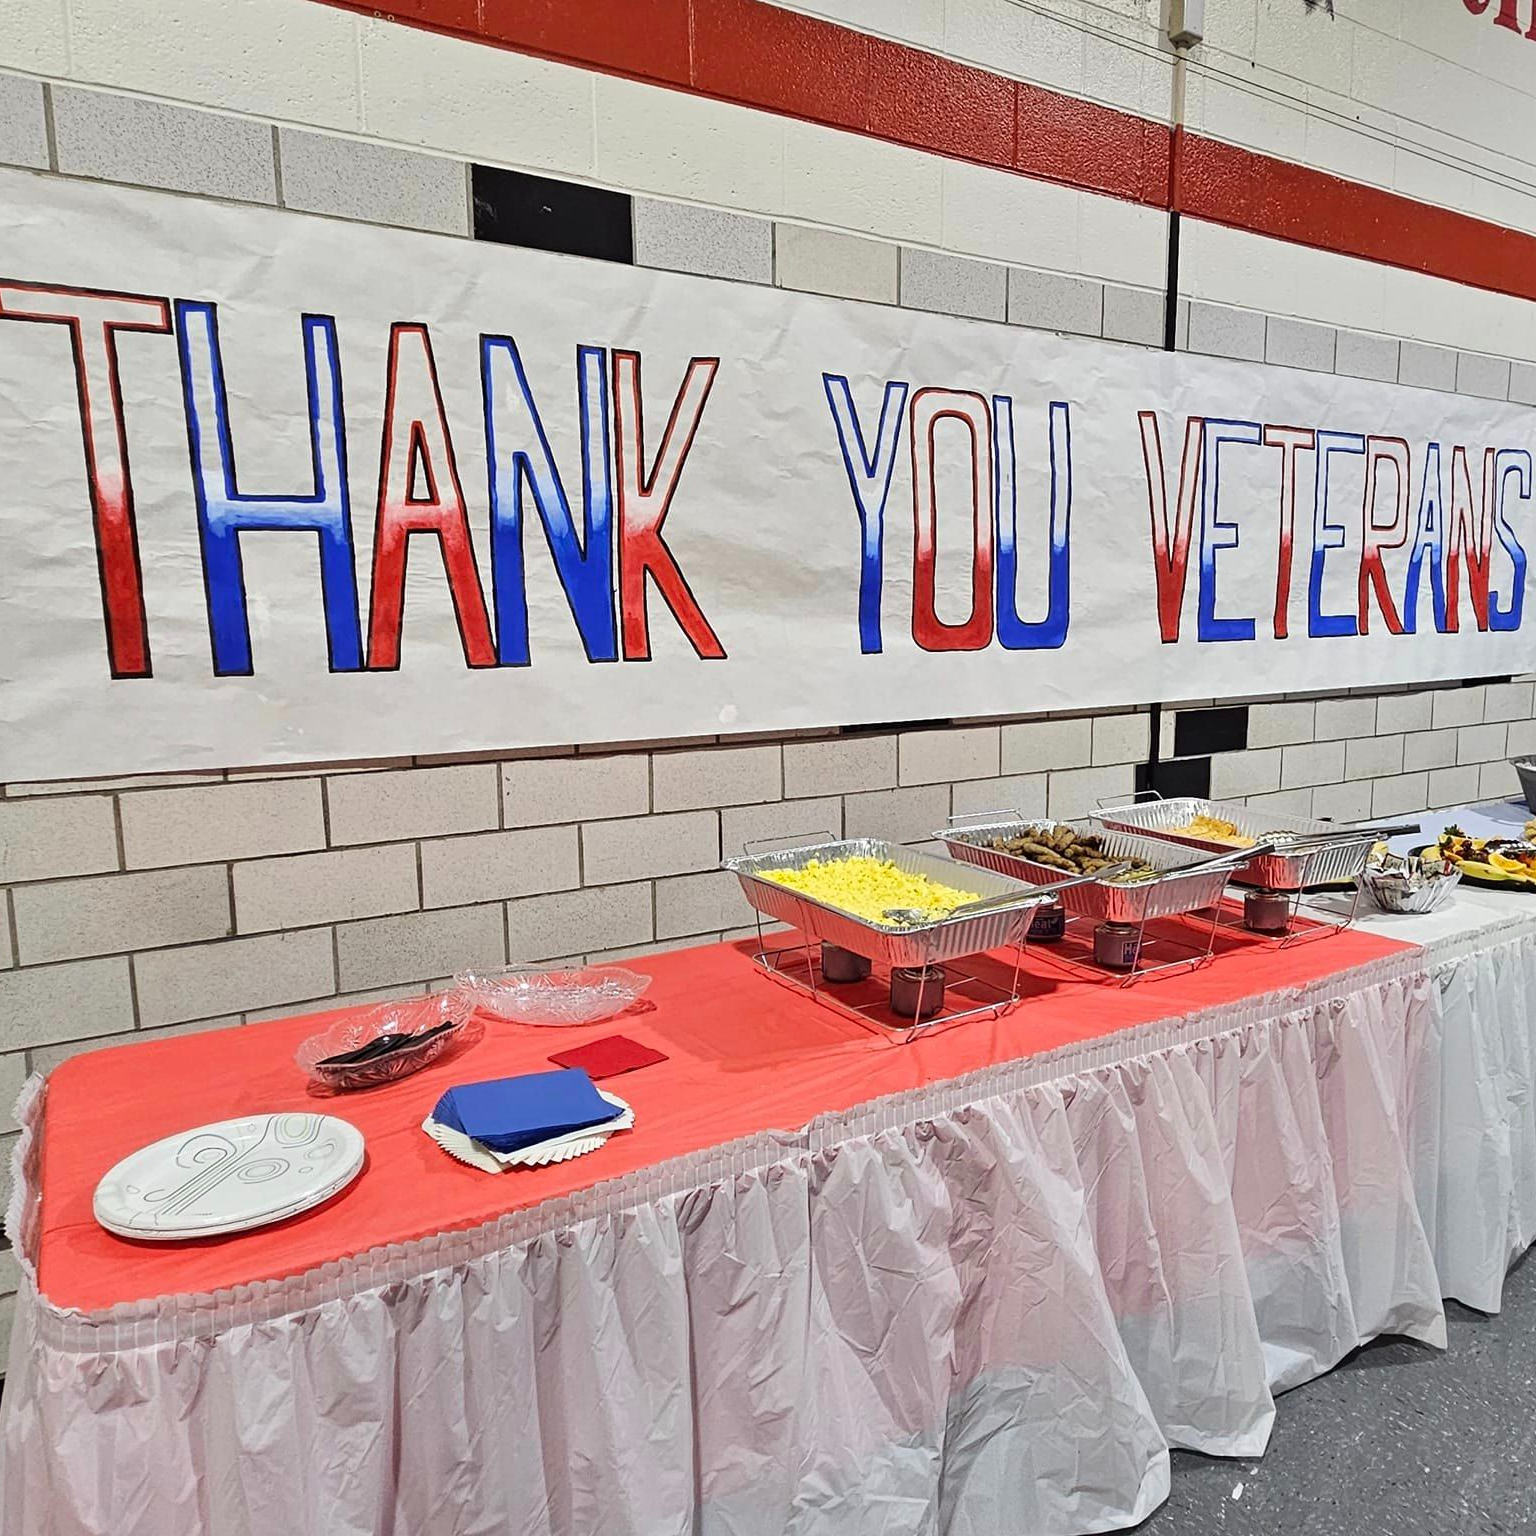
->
[[1097, 797, 1375, 890], [938, 818, 1232, 924], [724, 838, 1051, 968]]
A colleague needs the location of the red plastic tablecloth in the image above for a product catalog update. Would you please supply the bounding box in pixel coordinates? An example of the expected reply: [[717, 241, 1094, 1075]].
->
[[38, 920, 1413, 1312]]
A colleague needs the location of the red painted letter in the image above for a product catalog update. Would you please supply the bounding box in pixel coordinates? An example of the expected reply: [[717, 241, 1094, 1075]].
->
[[1446, 445, 1492, 633], [0, 282, 171, 677], [1262, 425, 1315, 640], [611, 350, 724, 662], [1140, 412, 1203, 644], [908, 389, 994, 652], [1357, 435, 1409, 635], [367, 323, 495, 669]]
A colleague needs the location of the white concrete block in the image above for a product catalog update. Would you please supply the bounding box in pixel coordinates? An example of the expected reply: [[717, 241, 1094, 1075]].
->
[[1000, 717, 1093, 774], [1480, 759, 1521, 800], [0, 956, 134, 1049], [0, 796, 119, 883], [939, 157, 1079, 273], [1398, 341, 1458, 392], [596, 72, 780, 211], [1334, 329, 1399, 383], [1370, 772, 1429, 818], [1007, 268, 1103, 336], [945, 0, 1085, 92], [843, 785, 950, 844], [502, 754, 649, 827], [1508, 719, 1536, 758], [1309, 779, 1372, 822], [781, 117, 942, 247], [1265, 316, 1335, 372], [652, 745, 781, 812], [1280, 740, 1346, 789], [1484, 682, 1535, 723], [52, 86, 276, 202], [1510, 361, 1536, 408], [950, 774, 1047, 820], [900, 249, 1007, 321], [14, 866, 232, 965], [136, 929, 335, 1026], [420, 825, 579, 909], [581, 811, 718, 885], [278, 127, 468, 234], [1403, 729, 1458, 773], [775, 224, 898, 303], [0, 0, 67, 76], [69, 0, 364, 131], [783, 735, 897, 797], [1431, 686, 1485, 730], [1187, 301, 1265, 361], [244, 983, 427, 1022], [1101, 285, 1163, 347], [1247, 700, 1317, 748], [0, 72, 48, 169], [327, 764, 498, 846], [120, 780, 325, 869], [1457, 722, 1508, 765], [506, 881, 653, 963], [1210, 748, 1283, 799], [656, 870, 756, 941], [720, 797, 843, 854], [898, 727, 1000, 786], [1244, 787, 1317, 817], [633, 197, 773, 283], [1344, 734, 1404, 781], [363, 16, 592, 170], [1046, 764, 1135, 819], [1375, 692, 1434, 734], [1427, 764, 1483, 809], [0, 901, 11, 970], [1456, 352, 1511, 401], [1314, 696, 1376, 740], [1091, 713, 1151, 767], [234, 843, 419, 932], [335, 904, 505, 992]]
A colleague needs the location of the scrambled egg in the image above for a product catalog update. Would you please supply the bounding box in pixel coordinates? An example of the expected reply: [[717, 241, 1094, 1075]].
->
[[763, 856, 979, 926]]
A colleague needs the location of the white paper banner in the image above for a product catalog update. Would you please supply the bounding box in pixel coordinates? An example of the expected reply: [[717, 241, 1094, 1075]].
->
[[1, 169, 1531, 781]]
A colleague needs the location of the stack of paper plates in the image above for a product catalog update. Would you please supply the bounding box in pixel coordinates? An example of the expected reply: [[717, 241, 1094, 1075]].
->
[[93, 1113, 366, 1241], [424, 1089, 633, 1173]]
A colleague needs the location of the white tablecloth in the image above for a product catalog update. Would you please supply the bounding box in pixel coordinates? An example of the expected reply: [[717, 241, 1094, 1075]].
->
[[4, 892, 1535, 1535]]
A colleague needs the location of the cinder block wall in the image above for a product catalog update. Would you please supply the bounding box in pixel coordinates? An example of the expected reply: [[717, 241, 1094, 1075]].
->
[[3, 58, 1536, 1348]]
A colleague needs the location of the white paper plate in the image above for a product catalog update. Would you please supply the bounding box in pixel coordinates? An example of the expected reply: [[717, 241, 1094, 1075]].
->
[[423, 1091, 632, 1173], [94, 1113, 366, 1241]]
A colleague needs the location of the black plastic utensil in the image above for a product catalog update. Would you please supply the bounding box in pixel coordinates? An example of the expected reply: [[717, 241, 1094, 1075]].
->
[[317, 1019, 457, 1068]]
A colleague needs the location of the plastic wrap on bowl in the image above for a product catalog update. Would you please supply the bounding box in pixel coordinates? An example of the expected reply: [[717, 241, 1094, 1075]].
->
[[456, 965, 651, 1026]]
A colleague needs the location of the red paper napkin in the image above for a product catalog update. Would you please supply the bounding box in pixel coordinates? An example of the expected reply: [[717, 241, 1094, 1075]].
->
[[547, 1035, 668, 1081]]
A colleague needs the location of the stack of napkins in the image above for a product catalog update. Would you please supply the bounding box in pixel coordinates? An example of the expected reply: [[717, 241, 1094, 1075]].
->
[[423, 1067, 633, 1173]]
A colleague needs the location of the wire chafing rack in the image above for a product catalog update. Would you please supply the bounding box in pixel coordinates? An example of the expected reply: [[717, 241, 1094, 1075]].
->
[[937, 812, 1259, 983], [1095, 793, 1387, 943], [723, 834, 1054, 1042]]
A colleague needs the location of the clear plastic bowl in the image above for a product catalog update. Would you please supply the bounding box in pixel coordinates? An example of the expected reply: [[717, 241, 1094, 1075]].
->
[[295, 992, 476, 1090], [1362, 868, 1461, 914], [455, 964, 651, 1027]]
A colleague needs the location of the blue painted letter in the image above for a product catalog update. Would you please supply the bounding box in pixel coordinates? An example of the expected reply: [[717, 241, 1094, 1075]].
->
[[482, 339, 617, 665], [823, 376, 908, 655]]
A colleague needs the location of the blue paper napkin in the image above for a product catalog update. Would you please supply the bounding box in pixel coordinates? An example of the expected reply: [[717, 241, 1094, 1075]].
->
[[431, 1067, 620, 1154]]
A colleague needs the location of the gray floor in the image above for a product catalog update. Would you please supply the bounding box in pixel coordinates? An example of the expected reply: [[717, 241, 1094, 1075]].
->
[[1136, 1252, 1536, 1535]]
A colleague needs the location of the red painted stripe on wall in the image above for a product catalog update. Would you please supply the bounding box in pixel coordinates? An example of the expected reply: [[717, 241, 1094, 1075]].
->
[[325, 0, 1536, 307]]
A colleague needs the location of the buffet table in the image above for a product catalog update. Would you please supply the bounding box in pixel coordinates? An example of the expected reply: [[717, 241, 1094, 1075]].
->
[[4, 850, 1536, 1535]]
